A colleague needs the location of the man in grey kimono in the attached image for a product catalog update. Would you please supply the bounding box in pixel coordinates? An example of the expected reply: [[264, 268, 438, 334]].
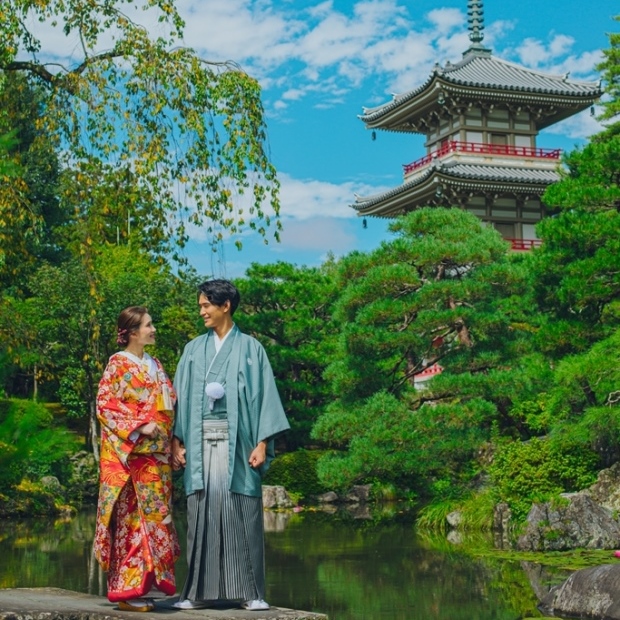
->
[[171, 279, 290, 611]]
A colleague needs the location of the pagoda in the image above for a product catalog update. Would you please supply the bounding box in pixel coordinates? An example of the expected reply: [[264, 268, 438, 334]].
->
[[353, 0, 601, 249]]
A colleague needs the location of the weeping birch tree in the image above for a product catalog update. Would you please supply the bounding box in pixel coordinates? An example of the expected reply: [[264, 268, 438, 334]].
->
[[0, 0, 281, 453], [1, 0, 281, 258]]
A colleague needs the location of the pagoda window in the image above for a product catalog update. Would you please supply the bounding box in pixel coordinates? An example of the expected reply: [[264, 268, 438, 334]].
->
[[492, 197, 517, 217], [493, 222, 515, 239], [490, 134, 508, 145], [438, 119, 451, 137], [465, 107, 483, 127], [522, 223, 539, 239], [466, 130, 483, 143], [488, 109, 510, 129], [514, 112, 531, 130], [522, 198, 542, 220], [514, 134, 532, 148], [466, 196, 487, 216]]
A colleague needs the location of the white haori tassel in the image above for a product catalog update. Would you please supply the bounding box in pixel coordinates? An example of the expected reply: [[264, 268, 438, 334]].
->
[[205, 382, 225, 410]]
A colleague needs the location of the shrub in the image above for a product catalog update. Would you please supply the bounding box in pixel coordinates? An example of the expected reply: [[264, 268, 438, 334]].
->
[[264, 449, 329, 499], [0, 398, 80, 492], [489, 436, 599, 522]]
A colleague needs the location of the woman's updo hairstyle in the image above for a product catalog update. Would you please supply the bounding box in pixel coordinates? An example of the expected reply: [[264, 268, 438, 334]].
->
[[117, 306, 148, 346]]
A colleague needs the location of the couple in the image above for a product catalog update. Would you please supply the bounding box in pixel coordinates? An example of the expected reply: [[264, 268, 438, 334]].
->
[[93, 279, 290, 612]]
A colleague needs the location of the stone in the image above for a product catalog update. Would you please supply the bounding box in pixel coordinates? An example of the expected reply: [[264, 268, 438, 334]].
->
[[0, 586, 327, 619], [345, 484, 371, 503], [274, 485, 294, 508], [584, 461, 620, 512], [446, 510, 462, 528], [68, 451, 99, 501], [493, 502, 513, 549], [316, 491, 339, 503], [262, 485, 294, 509], [540, 564, 620, 619], [40, 475, 64, 497], [517, 493, 620, 551]]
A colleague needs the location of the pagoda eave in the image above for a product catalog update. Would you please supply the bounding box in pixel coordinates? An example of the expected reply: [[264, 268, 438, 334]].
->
[[361, 80, 600, 133], [352, 166, 559, 217]]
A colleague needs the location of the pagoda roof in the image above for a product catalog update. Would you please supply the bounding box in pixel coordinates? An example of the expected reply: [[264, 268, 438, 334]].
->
[[360, 49, 601, 132], [352, 160, 560, 217]]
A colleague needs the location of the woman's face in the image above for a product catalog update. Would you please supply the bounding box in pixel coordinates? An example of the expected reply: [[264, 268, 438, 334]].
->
[[129, 313, 156, 347]]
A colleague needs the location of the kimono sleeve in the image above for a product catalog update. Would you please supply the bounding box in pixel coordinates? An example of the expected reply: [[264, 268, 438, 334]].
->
[[255, 342, 290, 443], [97, 358, 149, 442]]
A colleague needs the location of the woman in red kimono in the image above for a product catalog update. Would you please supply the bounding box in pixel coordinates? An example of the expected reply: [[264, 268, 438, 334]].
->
[[94, 306, 179, 612]]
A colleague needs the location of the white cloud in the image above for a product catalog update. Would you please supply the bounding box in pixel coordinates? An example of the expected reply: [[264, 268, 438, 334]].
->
[[516, 34, 576, 67], [427, 8, 463, 34], [23, 0, 604, 112], [511, 36, 601, 79], [277, 172, 391, 220], [275, 216, 358, 252], [544, 108, 605, 141]]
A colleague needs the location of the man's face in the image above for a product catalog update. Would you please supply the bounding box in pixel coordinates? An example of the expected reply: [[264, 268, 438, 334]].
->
[[198, 293, 230, 330]]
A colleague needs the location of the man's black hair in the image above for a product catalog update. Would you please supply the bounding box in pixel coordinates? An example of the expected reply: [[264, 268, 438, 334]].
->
[[197, 279, 240, 315]]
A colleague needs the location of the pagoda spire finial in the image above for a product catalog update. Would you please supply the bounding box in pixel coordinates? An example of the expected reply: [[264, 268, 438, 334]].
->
[[467, 0, 484, 45]]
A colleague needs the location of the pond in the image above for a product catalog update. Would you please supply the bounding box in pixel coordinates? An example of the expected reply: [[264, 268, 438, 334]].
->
[[0, 505, 571, 620]]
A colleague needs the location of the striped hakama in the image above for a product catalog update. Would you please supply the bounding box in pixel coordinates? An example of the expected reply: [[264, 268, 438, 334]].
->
[[181, 420, 265, 603]]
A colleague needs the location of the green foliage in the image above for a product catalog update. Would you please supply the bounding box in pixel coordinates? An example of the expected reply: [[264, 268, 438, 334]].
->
[[263, 449, 329, 498], [416, 490, 496, 532], [594, 15, 620, 140], [1, 0, 281, 259], [489, 437, 599, 522], [0, 245, 197, 408], [313, 208, 545, 497], [541, 329, 620, 466], [235, 261, 339, 448], [0, 75, 62, 287], [534, 135, 620, 356], [0, 399, 80, 492], [416, 500, 457, 533]]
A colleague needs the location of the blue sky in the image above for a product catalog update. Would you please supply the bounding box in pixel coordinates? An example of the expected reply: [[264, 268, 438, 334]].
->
[[36, 0, 619, 277], [180, 0, 615, 279]]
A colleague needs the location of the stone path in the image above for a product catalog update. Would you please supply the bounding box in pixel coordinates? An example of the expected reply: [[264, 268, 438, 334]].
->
[[0, 588, 327, 620]]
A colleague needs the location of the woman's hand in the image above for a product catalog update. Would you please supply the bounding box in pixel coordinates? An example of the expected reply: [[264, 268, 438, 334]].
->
[[137, 421, 159, 438], [248, 440, 267, 469], [172, 436, 186, 470]]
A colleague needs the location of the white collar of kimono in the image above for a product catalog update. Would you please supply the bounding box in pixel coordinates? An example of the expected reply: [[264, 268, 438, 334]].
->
[[118, 350, 157, 379], [213, 323, 234, 353]]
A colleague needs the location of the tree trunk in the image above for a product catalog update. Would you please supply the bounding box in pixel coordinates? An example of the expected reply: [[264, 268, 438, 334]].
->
[[89, 399, 100, 463]]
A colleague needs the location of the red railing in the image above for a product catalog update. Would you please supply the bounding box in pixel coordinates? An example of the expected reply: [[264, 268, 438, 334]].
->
[[509, 239, 542, 251], [403, 141, 561, 175]]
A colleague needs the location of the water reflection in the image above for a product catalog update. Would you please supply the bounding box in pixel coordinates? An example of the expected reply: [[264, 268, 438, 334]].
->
[[0, 506, 570, 620]]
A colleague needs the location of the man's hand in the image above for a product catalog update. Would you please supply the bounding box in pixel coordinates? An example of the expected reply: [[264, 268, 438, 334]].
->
[[172, 436, 186, 470], [248, 440, 267, 469]]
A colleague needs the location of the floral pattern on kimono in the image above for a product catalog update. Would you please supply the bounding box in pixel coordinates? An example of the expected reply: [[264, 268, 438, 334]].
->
[[94, 352, 180, 601]]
